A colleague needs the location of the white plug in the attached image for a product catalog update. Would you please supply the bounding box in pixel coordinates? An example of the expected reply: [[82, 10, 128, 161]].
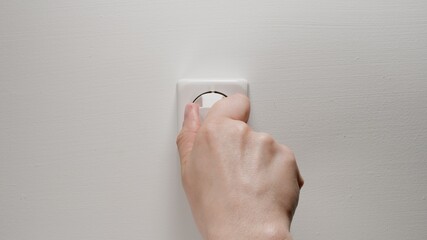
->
[[177, 79, 248, 128]]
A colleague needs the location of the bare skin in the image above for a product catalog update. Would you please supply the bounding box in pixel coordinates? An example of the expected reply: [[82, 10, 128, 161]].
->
[[177, 94, 304, 240]]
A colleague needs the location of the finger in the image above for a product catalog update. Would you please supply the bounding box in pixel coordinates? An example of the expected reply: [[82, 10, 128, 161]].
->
[[205, 93, 250, 123], [176, 103, 200, 164]]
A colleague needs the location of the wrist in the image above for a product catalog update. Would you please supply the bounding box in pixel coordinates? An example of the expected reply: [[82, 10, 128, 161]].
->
[[206, 222, 292, 240]]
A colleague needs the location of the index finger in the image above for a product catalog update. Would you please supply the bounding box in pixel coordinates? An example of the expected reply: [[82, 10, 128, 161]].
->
[[204, 93, 250, 123]]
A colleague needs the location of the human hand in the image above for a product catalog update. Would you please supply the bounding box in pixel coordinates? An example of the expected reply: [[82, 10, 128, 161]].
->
[[176, 94, 304, 240]]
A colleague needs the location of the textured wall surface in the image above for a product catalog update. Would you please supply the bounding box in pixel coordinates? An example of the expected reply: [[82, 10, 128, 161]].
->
[[1, 1, 426, 239]]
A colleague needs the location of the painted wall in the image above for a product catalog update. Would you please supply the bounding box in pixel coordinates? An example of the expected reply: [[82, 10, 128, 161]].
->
[[1, 1, 426, 239]]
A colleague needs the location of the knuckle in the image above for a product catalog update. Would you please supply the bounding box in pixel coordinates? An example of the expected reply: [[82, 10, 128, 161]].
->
[[176, 131, 185, 146], [233, 120, 249, 135], [201, 119, 249, 143], [206, 119, 248, 134], [299, 177, 305, 188], [279, 144, 297, 164], [257, 132, 275, 146]]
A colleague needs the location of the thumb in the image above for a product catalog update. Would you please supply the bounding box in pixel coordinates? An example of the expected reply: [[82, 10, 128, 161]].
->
[[176, 103, 200, 165]]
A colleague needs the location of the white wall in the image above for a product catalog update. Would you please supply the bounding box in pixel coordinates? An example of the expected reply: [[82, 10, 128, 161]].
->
[[1, 1, 426, 239]]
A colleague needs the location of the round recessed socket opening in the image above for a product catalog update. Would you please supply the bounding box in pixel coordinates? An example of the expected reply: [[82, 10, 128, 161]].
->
[[193, 91, 227, 108]]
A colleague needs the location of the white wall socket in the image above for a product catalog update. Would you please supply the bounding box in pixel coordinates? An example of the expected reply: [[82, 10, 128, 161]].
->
[[177, 79, 248, 128]]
